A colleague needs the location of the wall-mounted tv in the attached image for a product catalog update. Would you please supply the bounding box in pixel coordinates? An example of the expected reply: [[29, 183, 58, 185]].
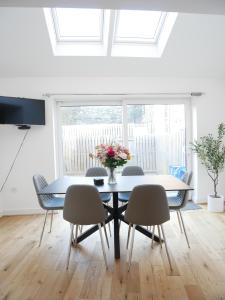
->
[[0, 96, 45, 125]]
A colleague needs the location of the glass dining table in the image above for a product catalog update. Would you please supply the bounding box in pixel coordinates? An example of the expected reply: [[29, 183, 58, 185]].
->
[[38, 174, 193, 259]]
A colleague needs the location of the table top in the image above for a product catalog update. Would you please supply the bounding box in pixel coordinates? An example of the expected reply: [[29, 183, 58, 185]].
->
[[39, 175, 193, 195]]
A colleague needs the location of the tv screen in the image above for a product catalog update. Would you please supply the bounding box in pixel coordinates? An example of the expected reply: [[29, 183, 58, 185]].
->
[[0, 96, 45, 125]]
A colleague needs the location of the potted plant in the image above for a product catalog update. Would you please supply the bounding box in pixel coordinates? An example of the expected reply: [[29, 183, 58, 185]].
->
[[192, 123, 225, 212]]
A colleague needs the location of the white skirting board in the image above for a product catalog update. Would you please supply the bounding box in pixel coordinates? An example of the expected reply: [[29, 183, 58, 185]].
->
[[0, 208, 45, 216]]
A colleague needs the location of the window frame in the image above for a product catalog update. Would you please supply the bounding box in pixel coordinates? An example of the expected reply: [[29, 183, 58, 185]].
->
[[54, 95, 192, 177], [51, 8, 105, 43], [113, 11, 167, 45], [44, 8, 111, 56]]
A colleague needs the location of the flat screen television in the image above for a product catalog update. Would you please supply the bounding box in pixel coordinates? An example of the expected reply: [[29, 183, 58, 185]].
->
[[0, 96, 45, 125]]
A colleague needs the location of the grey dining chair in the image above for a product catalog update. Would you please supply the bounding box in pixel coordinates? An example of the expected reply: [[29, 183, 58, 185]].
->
[[85, 167, 111, 203], [33, 174, 64, 247], [118, 166, 144, 203], [63, 184, 109, 269], [125, 184, 172, 271], [167, 171, 193, 248], [85, 167, 112, 236]]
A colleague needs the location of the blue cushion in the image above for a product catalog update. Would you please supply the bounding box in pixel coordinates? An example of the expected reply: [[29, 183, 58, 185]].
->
[[118, 192, 131, 202], [167, 195, 182, 208], [43, 196, 64, 209], [100, 193, 111, 202]]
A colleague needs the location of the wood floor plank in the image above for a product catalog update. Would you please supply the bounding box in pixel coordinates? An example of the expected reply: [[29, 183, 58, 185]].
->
[[0, 208, 225, 299], [185, 285, 206, 300], [79, 260, 103, 299]]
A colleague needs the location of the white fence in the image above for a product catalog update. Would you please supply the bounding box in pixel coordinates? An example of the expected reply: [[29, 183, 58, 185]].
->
[[62, 124, 185, 175]]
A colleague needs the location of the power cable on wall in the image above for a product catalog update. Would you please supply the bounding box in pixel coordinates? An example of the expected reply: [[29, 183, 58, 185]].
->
[[0, 128, 30, 193]]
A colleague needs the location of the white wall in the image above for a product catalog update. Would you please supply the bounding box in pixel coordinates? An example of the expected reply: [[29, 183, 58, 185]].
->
[[0, 76, 225, 215], [0, 98, 55, 215]]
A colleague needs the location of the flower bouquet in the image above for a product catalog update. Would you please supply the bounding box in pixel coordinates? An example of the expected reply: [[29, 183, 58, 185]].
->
[[90, 143, 131, 184]]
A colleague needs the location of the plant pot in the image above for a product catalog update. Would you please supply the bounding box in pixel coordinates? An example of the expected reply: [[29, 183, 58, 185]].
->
[[207, 195, 224, 212]]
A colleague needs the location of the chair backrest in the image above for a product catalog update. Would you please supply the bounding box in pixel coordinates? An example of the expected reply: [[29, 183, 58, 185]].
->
[[63, 185, 106, 225], [177, 171, 188, 197], [178, 171, 193, 208], [33, 174, 52, 209], [85, 167, 108, 177], [122, 166, 144, 176], [125, 184, 170, 226]]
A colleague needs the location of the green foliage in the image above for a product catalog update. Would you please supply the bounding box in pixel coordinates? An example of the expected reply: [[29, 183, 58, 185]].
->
[[103, 157, 128, 168], [191, 123, 225, 197]]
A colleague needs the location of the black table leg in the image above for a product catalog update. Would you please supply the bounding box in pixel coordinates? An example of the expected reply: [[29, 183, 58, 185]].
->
[[113, 192, 120, 259]]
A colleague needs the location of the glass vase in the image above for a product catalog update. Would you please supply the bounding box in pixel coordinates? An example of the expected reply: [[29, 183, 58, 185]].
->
[[108, 167, 117, 184]]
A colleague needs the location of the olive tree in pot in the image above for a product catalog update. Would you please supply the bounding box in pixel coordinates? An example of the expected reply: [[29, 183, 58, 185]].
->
[[192, 123, 225, 212]]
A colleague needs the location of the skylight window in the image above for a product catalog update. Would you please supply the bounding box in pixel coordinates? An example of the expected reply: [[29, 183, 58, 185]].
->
[[114, 10, 166, 44], [111, 10, 177, 57], [44, 8, 110, 56], [44, 8, 177, 57], [52, 8, 104, 42]]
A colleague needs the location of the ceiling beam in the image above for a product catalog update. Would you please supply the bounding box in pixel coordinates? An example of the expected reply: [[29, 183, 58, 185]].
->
[[0, 0, 225, 15]]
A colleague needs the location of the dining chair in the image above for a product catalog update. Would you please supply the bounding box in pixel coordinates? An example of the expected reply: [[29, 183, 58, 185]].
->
[[85, 167, 111, 236], [167, 171, 193, 248], [63, 184, 108, 269], [118, 166, 144, 203], [85, 167, 111, 203], [125, 184, 172, 271], [33, 174, 64, 247]]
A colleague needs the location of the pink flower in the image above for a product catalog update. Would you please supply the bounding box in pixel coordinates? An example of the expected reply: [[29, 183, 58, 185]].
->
[[90, 142, 130, 167], [119, 152, 127, 159], [107, 147, 115, 157]]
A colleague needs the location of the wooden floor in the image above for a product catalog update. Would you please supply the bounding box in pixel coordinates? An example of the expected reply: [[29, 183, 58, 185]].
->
[[0, 206, 225, 300]]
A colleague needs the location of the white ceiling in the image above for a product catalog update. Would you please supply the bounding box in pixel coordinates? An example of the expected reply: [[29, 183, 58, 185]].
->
[[1, 0, 225, 15], [0, 7, 225, 77]]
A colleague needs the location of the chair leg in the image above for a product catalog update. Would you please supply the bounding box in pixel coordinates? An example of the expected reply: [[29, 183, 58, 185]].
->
[[66, 224, 74, 270], [178, 210, 190, 248], [98, 224, 108, 269], [74, 224, 79, 247], [151, 226, 155, 249], [70, 224, 75, 244], [38, 210, 48, 247], [49, 210, 54, 233], [103, 222, 110, 249], [119, 220, 121, 229], [128, 224, 136, 272], [108, 222, 112, 237], [176, 211, 183, 233], [126, 223, 131, 249], [79, 225, 83, 234], [160, 224, 173, 271], [157, 225, 162, 248]]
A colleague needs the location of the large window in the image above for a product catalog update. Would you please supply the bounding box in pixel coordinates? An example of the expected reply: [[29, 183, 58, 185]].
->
[[58, 101, 188, 175], [60, 105, 122, 175], [127, 104, 185, 174]]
